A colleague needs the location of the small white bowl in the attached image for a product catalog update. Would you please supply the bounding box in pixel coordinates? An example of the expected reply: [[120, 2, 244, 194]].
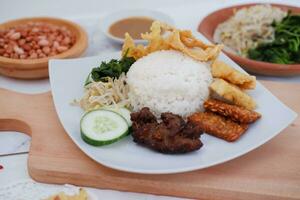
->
[[100, 9, 174, 44]]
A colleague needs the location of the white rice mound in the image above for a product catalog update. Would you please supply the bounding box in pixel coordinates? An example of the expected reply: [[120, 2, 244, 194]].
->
[[126, 50, 213, 118]]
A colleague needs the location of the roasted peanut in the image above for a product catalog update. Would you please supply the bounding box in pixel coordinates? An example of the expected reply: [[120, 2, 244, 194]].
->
[[0, 21, 75, 59]]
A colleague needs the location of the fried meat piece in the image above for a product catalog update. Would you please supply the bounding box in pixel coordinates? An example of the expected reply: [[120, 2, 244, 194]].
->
[[188, 112, 248, 142], [131, 107, 157, 125], [204, 99, 261, 124], [131, 107, 203, 154], [181, 120, 204, 139], [211, 60, 256, 89], [210, 79, 256, 110]]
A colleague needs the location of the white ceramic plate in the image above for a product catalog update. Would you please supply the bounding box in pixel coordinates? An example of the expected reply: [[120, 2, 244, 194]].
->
[[49, 33, 297, 174], [99, 9, 174, 44]]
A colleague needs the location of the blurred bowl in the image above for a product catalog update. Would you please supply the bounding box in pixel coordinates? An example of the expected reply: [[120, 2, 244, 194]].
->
[[0, 17, 88, 79], [198, 3, 300, 76], [100, 9, 174, 44]]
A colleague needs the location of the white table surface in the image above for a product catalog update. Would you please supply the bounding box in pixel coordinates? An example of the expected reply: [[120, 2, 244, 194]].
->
[[1, 0, 300, 199]]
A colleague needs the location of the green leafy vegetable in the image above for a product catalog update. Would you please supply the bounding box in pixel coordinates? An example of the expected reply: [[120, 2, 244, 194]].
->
[[90, 56, 135, 82], [248, 12, 300, 64]]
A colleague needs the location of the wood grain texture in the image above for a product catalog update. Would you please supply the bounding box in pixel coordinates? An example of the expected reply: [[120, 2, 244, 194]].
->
[[0, 17, 88, 79], [0, 81, 299, 200]]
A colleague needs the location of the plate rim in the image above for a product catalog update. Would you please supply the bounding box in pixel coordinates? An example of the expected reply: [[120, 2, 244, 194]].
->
[[49, 51, 298, 174]]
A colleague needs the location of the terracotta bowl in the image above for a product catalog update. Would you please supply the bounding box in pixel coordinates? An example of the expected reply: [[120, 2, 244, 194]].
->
[[198, 3, 300, 76], [0, 17, 88, 79]]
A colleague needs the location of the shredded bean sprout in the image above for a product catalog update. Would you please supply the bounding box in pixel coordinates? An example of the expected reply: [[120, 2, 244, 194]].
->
[[74, 73, 130, 111], [213, 4, 287, 56]]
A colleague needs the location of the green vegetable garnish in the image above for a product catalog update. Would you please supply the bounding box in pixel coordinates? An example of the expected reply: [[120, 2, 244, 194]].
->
[[90, 54, 135, 82], [248, 12, 300, 64]]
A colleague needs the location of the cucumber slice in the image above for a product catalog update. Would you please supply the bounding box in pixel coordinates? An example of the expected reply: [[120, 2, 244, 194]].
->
[[84, 73, 93, 86], [80, 109, 129, 146], [102, 106, 132, 127]]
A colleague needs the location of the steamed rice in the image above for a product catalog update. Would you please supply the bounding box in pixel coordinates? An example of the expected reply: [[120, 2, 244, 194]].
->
[[127, 50, 212, 118]]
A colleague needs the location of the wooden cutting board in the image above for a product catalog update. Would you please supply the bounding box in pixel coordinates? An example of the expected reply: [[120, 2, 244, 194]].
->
[[0, 81, 299, 200]]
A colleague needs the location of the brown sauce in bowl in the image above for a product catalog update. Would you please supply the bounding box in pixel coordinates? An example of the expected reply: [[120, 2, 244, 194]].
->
[[109, 17, 154, 39]]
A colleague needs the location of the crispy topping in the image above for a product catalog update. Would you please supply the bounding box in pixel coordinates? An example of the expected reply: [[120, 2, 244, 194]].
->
[[45, 188, 88, 200], [204, 99, 261, 124], [188, 112, 249, 142], [122, 21, 223, 61]]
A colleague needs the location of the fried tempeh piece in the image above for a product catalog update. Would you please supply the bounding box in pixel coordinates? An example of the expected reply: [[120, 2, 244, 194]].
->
[[204, 99, 261, 124], [188, 112, 248, 142], [210, 79, 256, 110], [211, 60, 256, 89]]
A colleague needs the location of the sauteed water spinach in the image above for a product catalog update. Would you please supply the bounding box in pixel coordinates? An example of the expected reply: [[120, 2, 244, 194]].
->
[[249, 13, 300, 64]]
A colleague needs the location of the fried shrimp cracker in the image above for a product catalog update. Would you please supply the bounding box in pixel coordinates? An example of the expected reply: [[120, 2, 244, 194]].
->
[[166, 30, 223, 61], [122, 21, 223, 61], [122, 21, 170, 59], [45, 188, 88, 200], [210, 79, 256, 110], [166, 30, 206, 59], [122, 33, 147, 59], [141, 22, 170, 53], [211, 60, 256, 89], [180, 30, 212, 49], [204, 99, 261, 123], [188, 112, 248, 142]]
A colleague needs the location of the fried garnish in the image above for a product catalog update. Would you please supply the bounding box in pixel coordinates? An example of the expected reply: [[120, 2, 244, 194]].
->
[[180, 30, 212, 49], [188, 112, 248, 142], [122, 21, 170, 60], [45, 188, 88, 200], [141, 21, 171, 51], [122, 21, 223, 61], [123, 33, 147, 60], [166, 30, 223, 62], [211, 60, 256, 89], [204, 99, 261, 123], [210, 79, 256, 110]]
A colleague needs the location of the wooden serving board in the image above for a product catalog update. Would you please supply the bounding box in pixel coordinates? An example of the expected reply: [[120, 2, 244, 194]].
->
[[0, 81, 299, 200]]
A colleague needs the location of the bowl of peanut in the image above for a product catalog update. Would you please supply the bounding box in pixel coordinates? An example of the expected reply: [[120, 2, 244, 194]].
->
[[0, 17, 88, 79]]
